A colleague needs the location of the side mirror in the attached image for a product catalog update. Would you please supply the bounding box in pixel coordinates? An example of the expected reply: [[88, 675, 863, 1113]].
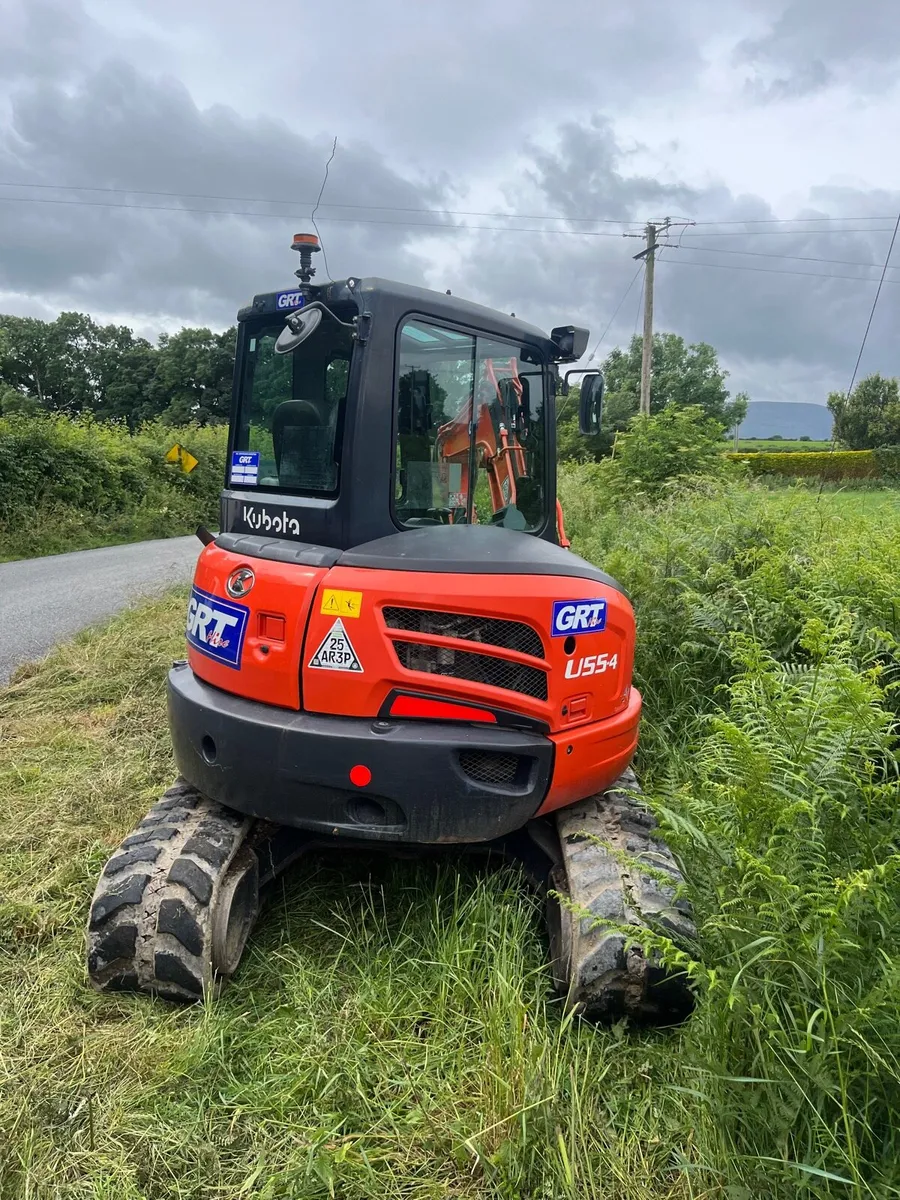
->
[[579, 372, 604, 435], [551, 325, 589, 363]]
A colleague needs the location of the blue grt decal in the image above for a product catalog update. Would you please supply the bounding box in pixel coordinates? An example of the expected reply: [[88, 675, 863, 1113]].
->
[[551, 598, 607, 637], [275, 290, 305, 311], [186, 586, 249, 669], [230, 450, 259, 486]]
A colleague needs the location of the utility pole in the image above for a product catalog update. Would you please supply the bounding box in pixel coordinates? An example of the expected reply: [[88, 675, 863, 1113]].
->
[[639, 222, 656, 417], [625, 217, 690, 417]]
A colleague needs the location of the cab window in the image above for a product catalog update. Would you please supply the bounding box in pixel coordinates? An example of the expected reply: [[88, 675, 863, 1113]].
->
[[394, 319, 547, 531], [233, 317, 353, 493]]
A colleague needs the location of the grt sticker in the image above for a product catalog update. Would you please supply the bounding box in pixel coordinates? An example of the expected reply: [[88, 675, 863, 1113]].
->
[[551, 599, 607, 637], [230, 451, 259, 486], [186, 586, 249, 669], [275, 290, 305, 310]]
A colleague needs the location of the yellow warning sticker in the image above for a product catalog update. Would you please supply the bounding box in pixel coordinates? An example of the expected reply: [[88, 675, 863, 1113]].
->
[[320, 588, 363, 619]]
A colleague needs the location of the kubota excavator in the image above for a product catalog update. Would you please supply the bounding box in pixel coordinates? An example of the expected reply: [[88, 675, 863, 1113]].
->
[[87, 234, 694, 1021]]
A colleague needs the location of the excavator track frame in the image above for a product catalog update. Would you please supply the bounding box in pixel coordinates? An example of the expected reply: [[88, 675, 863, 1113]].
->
[[87, 771, 695, 1021]]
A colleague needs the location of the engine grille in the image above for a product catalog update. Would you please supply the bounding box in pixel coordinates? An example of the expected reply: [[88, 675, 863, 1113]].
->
[[392, 641, 548, 701], [383, 607, 544, 659], [458, 750, 522, 787]]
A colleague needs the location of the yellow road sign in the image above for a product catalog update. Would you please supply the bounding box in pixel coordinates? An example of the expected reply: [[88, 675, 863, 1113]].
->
[[320, 588, 363, 618], [166, 444, 199, 473]]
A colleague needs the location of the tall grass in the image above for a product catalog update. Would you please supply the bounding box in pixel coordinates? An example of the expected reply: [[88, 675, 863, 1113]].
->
[[1, 476, 899, 1197]]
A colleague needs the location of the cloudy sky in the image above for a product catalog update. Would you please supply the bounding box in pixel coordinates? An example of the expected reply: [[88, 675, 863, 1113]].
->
[[3, 0, 900, 405]]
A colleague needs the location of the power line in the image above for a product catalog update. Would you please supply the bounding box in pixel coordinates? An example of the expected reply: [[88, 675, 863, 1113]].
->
[[4, 193, 895, 258], [690, 215, 893, 227], [0, 180, 638, 225], [0, 193, 634, 236], [674, 227, 897, 238], [586, 265, 644, 363], [657, 255, 900, 285], [845, 207, 900, 396], [659, 242, 896, 271], [557, 265, 644, 423], [0, 178, 896, 232]]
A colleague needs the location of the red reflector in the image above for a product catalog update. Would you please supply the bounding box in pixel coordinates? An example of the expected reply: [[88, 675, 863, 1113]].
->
[[349, 764, 372, 787], [258, 613, 286, 642], [389, 695, 497, 723]]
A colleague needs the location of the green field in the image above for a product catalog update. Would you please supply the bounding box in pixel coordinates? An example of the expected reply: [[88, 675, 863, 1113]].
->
[[734, 439, 832, 452], [2, 479, 899, 1198]]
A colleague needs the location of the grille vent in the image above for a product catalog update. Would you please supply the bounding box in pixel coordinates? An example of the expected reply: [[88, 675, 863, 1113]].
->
[[458, 750, 523, 787], [392, 641, 548, 700], [383, 607, 543, 659]]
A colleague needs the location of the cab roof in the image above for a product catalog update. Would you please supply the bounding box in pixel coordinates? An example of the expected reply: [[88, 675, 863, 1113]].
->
[[238, 275, 555, 353]]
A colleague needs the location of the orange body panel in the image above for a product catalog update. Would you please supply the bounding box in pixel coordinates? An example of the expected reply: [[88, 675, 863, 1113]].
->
[[188, 542, 326, 709], [184, 543, 639, 813], [538, 688, 641, 815], [300, 565, 635, 733]]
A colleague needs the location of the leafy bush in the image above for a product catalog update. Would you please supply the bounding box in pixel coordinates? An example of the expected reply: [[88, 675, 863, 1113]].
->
[[729, 448, 878, 479], [566, 476, 900, 1192], [874, 443, 900, 481], [605, 404, 731, 497], [0, 414, 227, 558]]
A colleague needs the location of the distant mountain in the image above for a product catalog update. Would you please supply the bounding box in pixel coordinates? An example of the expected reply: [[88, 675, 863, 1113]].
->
[[737, 401, 832, 440]]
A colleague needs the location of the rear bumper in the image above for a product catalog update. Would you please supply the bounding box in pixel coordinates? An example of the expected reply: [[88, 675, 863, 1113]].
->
[[167, 664, 553, 843]]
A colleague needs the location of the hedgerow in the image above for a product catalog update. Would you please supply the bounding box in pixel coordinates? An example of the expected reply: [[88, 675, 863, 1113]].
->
[[0, 415, 227, 559], [727, 448, 878, 479]]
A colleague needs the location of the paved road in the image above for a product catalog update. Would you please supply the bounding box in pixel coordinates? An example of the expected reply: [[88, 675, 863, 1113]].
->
[[0, 536, 200, 685]]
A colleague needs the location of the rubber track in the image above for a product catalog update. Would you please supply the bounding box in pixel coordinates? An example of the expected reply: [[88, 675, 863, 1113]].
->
[[553, 767, 696, 1022], [86, 781, 254, 1001]]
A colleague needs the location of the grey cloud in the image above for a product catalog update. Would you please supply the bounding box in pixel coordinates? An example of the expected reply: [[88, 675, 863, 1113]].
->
[[3, 0, 899, 410], [0, 52, 449, 326], [737, 0, 900, 99], [454, 119, 900, 404], [91, 0, 722, 169]]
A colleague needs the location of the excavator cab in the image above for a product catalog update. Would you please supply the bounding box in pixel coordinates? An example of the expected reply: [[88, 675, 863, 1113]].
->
[[87, 235, 694, 1023], [222, 233, 587, 550]]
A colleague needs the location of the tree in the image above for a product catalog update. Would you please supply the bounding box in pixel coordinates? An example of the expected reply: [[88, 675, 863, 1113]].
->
[[0, 315, 55, 408], [603, 332, 738, 422], [0, 383, 41, 416], [605, 404, 729, 497], [828, 374, 900, 450], [152, 327, 236, 425], [557, 332, 744, 461], [97, 335, 161, 427]]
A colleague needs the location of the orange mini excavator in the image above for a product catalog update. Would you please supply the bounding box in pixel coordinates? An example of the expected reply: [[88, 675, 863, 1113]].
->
[[87, 234, 694, 1021]]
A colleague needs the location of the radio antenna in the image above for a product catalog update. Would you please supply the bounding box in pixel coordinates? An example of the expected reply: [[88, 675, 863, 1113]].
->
[[311, 136, 337, 280]]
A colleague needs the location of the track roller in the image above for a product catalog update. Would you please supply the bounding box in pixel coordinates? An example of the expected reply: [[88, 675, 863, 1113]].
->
[[87, 781, 259, 1001], [548, 768, 696, 1023]]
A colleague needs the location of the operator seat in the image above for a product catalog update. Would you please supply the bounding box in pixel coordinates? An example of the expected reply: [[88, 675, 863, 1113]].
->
[[272, 399, 338, 492]]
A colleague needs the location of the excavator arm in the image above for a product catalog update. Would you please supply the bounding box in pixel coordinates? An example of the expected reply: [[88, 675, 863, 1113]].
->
[[435, 356, 568, 542]]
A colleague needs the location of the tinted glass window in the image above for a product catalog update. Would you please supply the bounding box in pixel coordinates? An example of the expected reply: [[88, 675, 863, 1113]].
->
[[233, 317, 353, 494], [395, 320, 547, 531]]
